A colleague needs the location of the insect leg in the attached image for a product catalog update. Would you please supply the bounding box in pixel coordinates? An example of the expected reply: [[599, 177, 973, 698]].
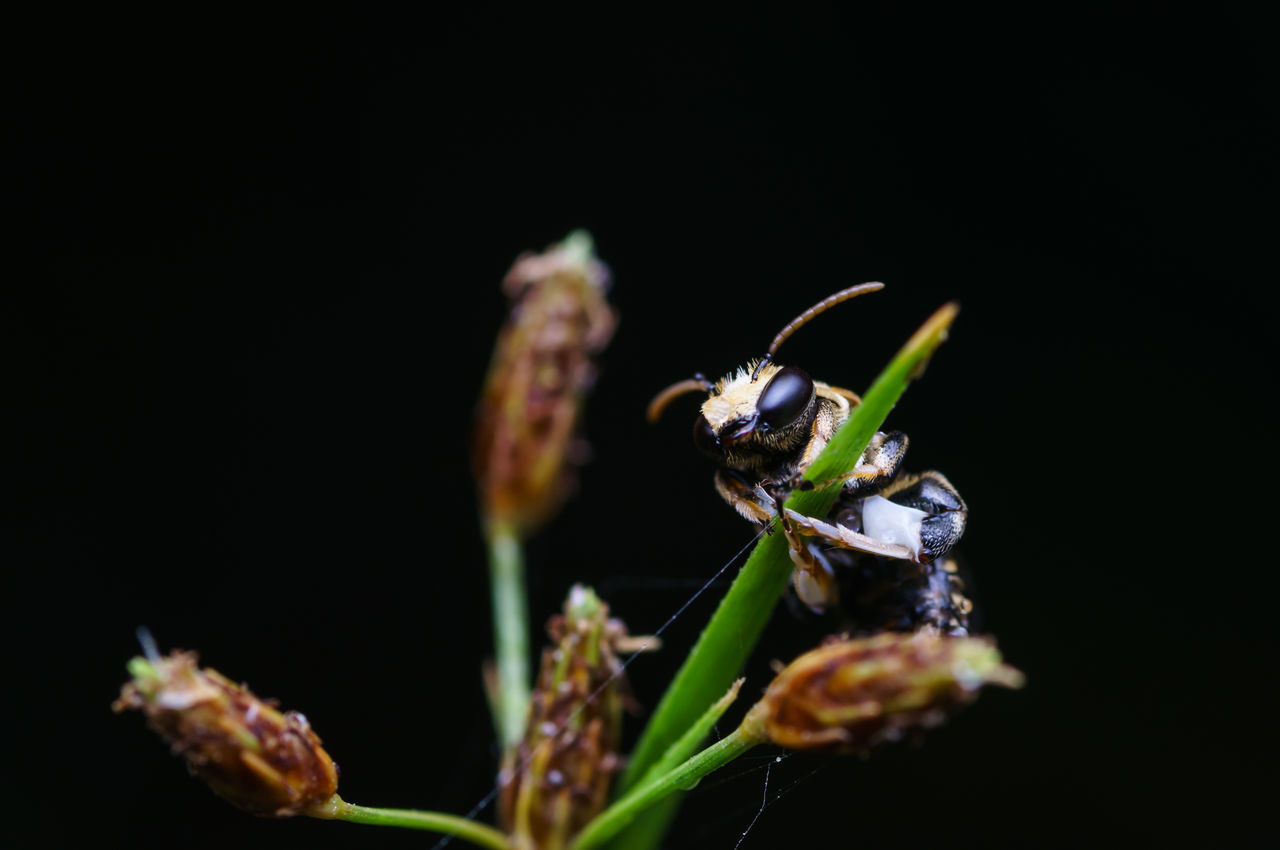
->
[[713, 469, 777, 524], [774, 501, 842, 613], [714, 469, 841, 611], [782, 509, 920, 561], [797, 430, 909, 497]]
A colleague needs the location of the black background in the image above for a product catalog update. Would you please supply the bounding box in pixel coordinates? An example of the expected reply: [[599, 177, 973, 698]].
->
[[6, 4, 1274, 848]]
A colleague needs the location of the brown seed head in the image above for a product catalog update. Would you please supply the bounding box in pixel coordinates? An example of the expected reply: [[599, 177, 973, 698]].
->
[[742, 632, 1023, 753], [473, 231, 617, 538], [113, 650, 338, 817], [499, 585, 634, 850]]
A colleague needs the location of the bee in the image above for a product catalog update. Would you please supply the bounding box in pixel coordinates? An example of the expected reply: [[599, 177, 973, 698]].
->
[[647, 283, 972, 634]]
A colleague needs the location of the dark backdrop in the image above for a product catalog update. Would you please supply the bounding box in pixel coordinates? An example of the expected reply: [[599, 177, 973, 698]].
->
[[6, 5, 1273, 848]]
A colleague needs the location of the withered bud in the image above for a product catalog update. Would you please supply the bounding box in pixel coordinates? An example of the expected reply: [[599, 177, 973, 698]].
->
[[473, 231, 617, 538], [113, 650, 338, 817], [742, 632, 1024, 753], [499, 585, 637, 850]]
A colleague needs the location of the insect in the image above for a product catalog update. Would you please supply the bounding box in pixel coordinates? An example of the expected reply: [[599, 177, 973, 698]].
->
[[647, 283, 972, 634]]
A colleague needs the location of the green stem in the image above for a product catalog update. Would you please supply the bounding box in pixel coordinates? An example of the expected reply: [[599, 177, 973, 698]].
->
[[487, 519, 531, 751], [616, 532, 789, 794], [635, 679, 744, 789], [309, 795, 510, 850], [571, 727, 760, 850], [610, 303, 959, 849]]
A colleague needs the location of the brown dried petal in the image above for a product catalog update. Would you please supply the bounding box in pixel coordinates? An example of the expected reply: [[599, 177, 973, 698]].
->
[[113, 651, 338, 817], [499, 586, 631, 850], [743, 632, 1023, 754], [473, 232, 617, 537]]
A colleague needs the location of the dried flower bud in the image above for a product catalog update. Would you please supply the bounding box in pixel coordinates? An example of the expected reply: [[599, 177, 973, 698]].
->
[[499, 585, 634, 850], [113, 650, 338, 817], [742, 632, 1023, 753], [473, 231, 617, 538]]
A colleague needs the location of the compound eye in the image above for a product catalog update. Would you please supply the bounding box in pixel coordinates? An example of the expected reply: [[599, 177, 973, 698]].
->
[[693, 414, 722, 457], [757, 366, 813, 431]]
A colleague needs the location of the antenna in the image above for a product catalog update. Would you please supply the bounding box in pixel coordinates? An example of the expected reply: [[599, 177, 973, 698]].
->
[[751, 282, 884, 381], [646, 374, 714, 423]]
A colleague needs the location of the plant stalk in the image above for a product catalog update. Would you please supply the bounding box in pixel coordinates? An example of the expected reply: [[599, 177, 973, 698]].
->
[[572, 727, 761, 850], [487, 518, 532, 751], [309, 795, 510, 850]]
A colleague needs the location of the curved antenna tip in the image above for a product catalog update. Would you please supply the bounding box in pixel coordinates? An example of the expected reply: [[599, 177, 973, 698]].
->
[[647, 376, 713, 423], [762, 282, 887, 366]]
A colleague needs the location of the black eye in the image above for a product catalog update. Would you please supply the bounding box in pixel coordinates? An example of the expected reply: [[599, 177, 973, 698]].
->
[[693, 415, 722, 457], [757, 366, 813, 431]]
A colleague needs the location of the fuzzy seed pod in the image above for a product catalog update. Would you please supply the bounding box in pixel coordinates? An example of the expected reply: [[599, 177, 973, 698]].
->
[[113, 650, 338, 817], [473, 231, 617, 538], [742, 632, 1023, 753], [499, 585, 633, 850]]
